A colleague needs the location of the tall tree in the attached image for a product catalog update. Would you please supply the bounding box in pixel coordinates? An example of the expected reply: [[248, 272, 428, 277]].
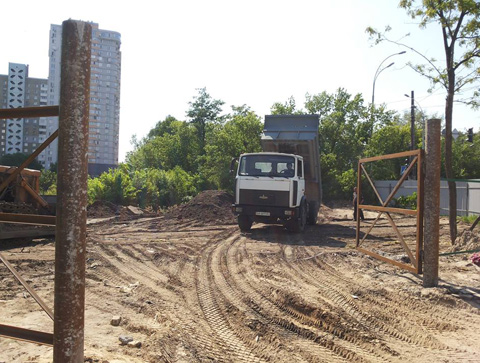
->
[[186, 87, 225, 154], [270, 96, 303, 115], [367, 0, 480, 243]]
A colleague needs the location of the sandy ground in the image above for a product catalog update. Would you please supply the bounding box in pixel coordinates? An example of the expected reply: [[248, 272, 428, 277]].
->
[[1, 193, 479, 362]]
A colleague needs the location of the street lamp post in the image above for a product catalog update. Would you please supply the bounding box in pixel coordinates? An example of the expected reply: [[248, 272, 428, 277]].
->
[[372, 51, 407, 105]]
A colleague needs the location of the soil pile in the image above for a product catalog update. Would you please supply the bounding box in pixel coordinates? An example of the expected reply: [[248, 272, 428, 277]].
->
[[87, 200, 119, 218], [165, 190, 236, 225], [452, 230, 480, 252]]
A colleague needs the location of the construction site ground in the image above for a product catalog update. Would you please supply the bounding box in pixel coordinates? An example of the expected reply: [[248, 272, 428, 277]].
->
[[1, 190, 479, 362]]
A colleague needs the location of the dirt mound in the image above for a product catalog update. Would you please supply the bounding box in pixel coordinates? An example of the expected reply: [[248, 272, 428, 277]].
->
[[451, 230, 480, 252], [165, 190, 236, 225], [87, 200, 119, 218]]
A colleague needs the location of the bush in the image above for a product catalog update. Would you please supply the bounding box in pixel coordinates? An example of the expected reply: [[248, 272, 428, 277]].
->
[[393, 192, 417, 209]]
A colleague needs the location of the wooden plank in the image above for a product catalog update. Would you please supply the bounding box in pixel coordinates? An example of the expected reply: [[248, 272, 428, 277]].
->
[[359, 204, 417, 216], [359, 149, 420, 163], [20, 179, 49, 208], [357, 247, 418, 273], [0, 166, 41, 177]]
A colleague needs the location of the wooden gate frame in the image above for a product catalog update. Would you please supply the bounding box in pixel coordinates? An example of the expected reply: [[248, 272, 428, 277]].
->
[[356, 149, 424, 274]]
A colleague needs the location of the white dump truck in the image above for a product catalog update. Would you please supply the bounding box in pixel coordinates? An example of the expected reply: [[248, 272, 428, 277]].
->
[[231, 114, 322, 232]]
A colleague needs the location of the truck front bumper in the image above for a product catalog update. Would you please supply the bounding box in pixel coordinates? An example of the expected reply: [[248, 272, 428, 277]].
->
[[232, 204, 298, 220]]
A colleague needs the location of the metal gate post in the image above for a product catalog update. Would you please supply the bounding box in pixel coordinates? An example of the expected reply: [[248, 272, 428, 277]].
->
[[423, 119, 441, 287], [53, 20, 92, 362]]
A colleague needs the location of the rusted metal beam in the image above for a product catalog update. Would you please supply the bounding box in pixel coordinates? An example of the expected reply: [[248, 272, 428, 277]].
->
[[0, 252, 54, 320], [356, 247, 418, 273], [359, 204, 418, 216], [0, 212, 56, 225], [416, 150, 424, 274], [0, 105, 59, 119], [53, 20, 91, 363], [359, 149, 420, 163], [0, 129, 58, 195], [0, 228, 55, 240], [0, 324, 53, 346]]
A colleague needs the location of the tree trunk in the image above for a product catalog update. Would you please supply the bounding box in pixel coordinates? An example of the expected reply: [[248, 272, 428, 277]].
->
[[445, 86, 457, 244]]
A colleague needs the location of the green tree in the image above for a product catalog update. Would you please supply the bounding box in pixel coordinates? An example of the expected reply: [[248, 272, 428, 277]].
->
[[203, 110, 263, 190], [126, 120, 199, 173], [367, 0, 480, 242], [364, 123, 418, 180], [186, 87, 225, 154], [39, 169, 57, 194], [305, 89, 372, 199], [270, 96, 303, 115]]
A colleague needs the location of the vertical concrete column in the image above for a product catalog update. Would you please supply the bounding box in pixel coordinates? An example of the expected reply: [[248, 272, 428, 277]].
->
[[54, 20, 92, 362], [423, 119, 441, 287]]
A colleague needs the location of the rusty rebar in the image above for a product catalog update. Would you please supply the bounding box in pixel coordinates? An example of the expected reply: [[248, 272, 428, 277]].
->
[[53, 20, 91, 363]]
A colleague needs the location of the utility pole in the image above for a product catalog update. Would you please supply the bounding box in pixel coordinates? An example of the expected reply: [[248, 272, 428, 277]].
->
[[410, 90, 416, 179], [410, 90, 415, 151]]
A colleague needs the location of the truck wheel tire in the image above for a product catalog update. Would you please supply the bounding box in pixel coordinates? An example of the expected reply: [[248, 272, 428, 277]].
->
[[307, 201, 318, 225], [288, 202, 307, 232], [238, 216, 253, 232]]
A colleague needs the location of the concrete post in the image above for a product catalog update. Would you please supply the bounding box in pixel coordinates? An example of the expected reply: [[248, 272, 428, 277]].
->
[[53, 20, 91, 362], [423, 119, 441, 287]]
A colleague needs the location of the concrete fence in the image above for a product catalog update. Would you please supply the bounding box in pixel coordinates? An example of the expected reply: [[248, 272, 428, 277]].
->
[[374, 180, 480, 216]]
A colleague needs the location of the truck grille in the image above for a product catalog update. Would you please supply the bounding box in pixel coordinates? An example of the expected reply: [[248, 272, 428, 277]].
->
[[239, 189, 289, 207]]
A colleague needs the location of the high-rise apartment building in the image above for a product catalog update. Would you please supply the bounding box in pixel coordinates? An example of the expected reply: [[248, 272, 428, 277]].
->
[[45, 22, 121, 175], [0, 63, 48, 159]]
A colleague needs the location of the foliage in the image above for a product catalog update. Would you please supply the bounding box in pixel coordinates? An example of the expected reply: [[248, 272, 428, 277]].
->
[[0, 153, 43, 170], [39, 170, 57, 195], [458, 214, 479, 224], [270, 96, 304, 115], [87, 165, 197, 209], [186, 87, 225, 154], [305, 89, 373, 200], [126, 118, 200, 173], [364, 123, 421, 180], [202, 110, 263, 190], [393, 192, 417, 209]]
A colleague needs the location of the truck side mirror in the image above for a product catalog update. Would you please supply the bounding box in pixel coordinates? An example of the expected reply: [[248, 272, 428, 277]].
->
[[230, 158, 238, 174]]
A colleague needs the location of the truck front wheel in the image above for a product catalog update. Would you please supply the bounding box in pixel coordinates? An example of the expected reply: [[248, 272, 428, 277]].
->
[[287, 202, 307, 232], [307, 201, 318, 225], [238, 215, 253, 232]]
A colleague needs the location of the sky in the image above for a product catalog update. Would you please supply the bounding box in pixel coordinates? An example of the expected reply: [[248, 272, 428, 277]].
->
[[1, 0, 478, 162]]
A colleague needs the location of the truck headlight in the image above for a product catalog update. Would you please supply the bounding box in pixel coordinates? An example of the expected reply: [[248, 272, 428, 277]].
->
[[284, 210, 294, 216]]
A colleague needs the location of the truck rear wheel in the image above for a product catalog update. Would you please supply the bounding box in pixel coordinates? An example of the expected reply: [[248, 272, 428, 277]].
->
[[238, 215, 253, 232], [307, 201, 318, 225]]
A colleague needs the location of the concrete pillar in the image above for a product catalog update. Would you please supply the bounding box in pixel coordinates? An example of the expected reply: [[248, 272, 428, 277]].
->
[[53, 20, 91, 362], [423, 119, 441, 287]]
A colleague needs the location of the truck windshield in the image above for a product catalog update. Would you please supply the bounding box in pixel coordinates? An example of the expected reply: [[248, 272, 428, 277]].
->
[[238, 155, 295, 177]]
